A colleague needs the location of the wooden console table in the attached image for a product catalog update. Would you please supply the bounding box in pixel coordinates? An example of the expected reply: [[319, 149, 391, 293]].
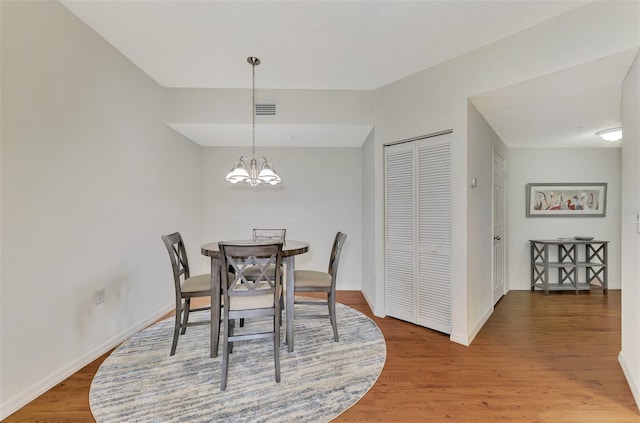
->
[[529, 239, 608, 295]]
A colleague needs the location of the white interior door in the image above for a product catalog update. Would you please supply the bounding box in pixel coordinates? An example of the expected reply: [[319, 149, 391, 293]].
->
[[416, 134, 451, 333], [384, 142, 416, 323], [493, 150, 506, 305], [385, 133, 452, 334]]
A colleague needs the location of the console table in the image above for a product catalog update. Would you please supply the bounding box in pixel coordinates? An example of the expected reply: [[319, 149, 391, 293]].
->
[[529, 239, 608, 295]]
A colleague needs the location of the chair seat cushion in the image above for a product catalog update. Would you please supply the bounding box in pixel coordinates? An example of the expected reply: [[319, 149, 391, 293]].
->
[[182, 273, 211, 293], [229, 283, 282, 311], [294, 270, 331, 288]]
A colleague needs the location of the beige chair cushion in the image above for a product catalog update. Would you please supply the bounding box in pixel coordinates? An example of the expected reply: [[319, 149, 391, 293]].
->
[[181, 273, 211, 293], [294, 270, 331, 288], [229, 282, 282, 311]]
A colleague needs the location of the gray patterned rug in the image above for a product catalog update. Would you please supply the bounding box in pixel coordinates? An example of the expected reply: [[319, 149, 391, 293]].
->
[[89, 299, 386, 423]]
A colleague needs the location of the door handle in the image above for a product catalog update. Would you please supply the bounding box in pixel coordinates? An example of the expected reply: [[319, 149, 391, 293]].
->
[[494, 236, 501, 241]]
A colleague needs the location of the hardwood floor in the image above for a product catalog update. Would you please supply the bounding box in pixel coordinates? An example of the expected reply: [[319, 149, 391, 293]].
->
[[3, 290, 638, 422]]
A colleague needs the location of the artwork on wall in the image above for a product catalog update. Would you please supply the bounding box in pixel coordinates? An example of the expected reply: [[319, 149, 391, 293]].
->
[[526, 183, 607, 217]]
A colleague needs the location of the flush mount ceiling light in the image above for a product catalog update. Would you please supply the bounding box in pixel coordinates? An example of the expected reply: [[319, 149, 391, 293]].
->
[[225, 57, 282, 186], [596, 127, 622, 142]]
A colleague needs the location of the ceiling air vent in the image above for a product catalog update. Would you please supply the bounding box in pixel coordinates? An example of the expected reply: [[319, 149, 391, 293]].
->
[[255, 103, 277, 116]]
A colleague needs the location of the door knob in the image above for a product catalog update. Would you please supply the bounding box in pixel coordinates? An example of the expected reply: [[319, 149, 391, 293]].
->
[[494, 236, 501, 241]]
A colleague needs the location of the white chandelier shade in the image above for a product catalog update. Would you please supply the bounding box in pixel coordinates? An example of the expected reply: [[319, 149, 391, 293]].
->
[[224, 57, 282, 186], [225, 156, 282, 186]]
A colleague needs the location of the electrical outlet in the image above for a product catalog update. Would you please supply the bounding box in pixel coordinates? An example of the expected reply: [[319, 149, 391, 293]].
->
[[95, 288, 105, 305]]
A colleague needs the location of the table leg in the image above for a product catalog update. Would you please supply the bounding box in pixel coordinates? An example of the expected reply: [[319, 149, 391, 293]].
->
[[530, 242, 535, 291], [543, 244, 549, 296], [285, 255, 295, 352], [211, 257, 221, 358], [603, 242, 608, 295]]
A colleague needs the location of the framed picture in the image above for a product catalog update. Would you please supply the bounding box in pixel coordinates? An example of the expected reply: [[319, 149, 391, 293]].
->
[[526, 183, 607, 217]]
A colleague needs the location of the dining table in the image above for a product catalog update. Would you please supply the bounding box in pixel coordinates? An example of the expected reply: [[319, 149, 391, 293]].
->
[[201, 240, 310, 357]]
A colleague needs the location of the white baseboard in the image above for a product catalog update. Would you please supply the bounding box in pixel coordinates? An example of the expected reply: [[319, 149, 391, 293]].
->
[[360, 288, 380, 317], [449, 331, 470, 346], [468, 306, 493, 343], [337, 283, 361, 291], [449, 305, 493, 347], [0, 303, 174, 420], [619, 350, 640, 412]]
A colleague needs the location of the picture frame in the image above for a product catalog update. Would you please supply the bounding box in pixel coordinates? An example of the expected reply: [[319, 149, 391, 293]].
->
[[526, 182, 607, 217]]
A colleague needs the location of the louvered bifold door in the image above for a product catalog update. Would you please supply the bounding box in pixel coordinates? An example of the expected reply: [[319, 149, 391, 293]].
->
[[416, 134, 452, 334], [384, 142, 416, 323]]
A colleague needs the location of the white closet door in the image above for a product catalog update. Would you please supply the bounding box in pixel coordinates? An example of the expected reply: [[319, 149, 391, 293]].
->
[[416, 134, 451, 333], [384, 142, 416, 322]]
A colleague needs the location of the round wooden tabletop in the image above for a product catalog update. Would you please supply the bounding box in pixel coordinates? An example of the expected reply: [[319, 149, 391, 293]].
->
[[201, 240, 309, 258]]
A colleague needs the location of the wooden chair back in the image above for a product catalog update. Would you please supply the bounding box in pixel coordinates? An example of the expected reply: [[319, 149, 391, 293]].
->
[[220, 242, 283, 304], [161, 232, 191, 294], [328, 232, 348, 281], [253, 228, 286, 242]]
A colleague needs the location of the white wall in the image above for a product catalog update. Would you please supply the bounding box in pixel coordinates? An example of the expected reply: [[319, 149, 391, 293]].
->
[[507, 148, 622, 290], [466, 102, 509, 341], [200, 147, 362, 290], [361, 130, 376, 307], [371, 0, 639, 344], [164, 87, 374, 148], [0, 1, 203, 417], [620, 52, 640, 409], [165, 87, 374, 125]]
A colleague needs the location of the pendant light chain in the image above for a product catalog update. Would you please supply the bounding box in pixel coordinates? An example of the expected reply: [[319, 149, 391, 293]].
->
[[251, 60, 256, 159], [224, 56, 281, 186]]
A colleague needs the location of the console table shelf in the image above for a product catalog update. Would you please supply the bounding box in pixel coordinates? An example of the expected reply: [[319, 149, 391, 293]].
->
[[529, 239, 608, 295]]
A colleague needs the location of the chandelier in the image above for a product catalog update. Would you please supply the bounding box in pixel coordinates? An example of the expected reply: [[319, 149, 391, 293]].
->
[[225, 57, 282, 186]]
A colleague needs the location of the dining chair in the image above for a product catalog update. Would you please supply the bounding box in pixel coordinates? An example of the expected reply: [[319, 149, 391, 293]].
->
[[246, 228, 286, 309], [218, 241, 284, 391], [253, 228, 286, 242], [225, 229, 287, 329], [293, 232, 347, 342], [161, 232, 212, 356], [247, 228, 287, 314]]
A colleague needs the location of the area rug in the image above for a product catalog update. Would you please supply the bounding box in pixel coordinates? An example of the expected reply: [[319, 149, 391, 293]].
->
[[89, 299, 386, 423]]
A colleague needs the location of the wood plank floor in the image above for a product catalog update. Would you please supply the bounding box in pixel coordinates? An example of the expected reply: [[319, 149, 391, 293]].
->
[[3, 290, 639, 422]]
